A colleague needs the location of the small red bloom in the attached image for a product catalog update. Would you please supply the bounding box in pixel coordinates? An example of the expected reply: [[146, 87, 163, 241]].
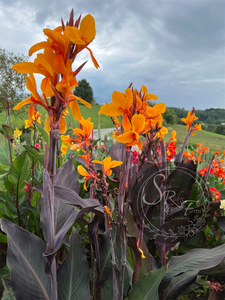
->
[[35, 143, 40, 149]]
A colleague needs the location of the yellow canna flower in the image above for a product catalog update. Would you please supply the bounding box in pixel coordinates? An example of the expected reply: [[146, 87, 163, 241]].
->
[[92, 156, 123, 177], [138, 247, 146, 259], [77, 165, 98, 190], [14, 128, 22, 138], [61, 143, 67, 156], [172, 130, 177, 141]]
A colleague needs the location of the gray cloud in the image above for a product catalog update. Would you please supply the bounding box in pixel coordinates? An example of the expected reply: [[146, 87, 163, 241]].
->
[[0, 0, 224, 109]]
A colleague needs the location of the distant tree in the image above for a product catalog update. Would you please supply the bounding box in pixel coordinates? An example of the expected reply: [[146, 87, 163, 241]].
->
[[207, 124, 216, 132], [0, 48, 28, 105], [215, 125, 225, 135], [73, 79, 94, 104], [163, 108, 177, 125]]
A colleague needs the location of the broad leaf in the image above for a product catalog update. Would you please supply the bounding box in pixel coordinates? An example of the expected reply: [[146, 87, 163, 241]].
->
[[162, 270, 198, 300], [160, 243, 225, 289], [166, 160, 196, 210], [1, 279, 16, 300], [23, 145, 44, 166], [217, 216, 225, 232], [127, 265, 167, 300], [130, 164, 162, 224], [0, 219, 51, 300], [54, 159, 80, 233], [35, 122, 49, 146], [8, 151, 30, 198], [57, 228, 90, 300], [199, 258, 225, 276], [0, 133, 14, 171], [108, 142, 126, 179]]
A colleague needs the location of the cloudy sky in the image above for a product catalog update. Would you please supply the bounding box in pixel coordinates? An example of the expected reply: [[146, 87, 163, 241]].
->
[[0, 0, 225, 109]]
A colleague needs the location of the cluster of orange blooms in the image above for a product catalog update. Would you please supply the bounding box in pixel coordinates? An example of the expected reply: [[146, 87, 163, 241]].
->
[[12, 12, 99, 134], [183, 143, 210, 163], [199, 156, 225, 184], [99, 86, 167, 151]]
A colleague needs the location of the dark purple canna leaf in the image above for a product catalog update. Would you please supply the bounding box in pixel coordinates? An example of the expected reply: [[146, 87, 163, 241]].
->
[[0, 219, 51, 300], [108, 142, 126, 180], [166, 160, 196, 210], [162, 270, 198, 300], [130, 164, 162, 225], [160, 243, 225, 289], [57, 228, 90, 300], [54, 159, 79, 233]]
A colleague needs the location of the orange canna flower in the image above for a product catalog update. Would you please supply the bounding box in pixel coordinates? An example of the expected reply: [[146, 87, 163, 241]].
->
[[78, 153, 90, 166], [181, 110, 198, 130], [191, 124, 202, 136], [73, 117, 93, 140], [92, 156, 123, 177], [98, 88, 133, 117], [116, 114, 146, 151], [77, 165, 98, 191], [154, 126, 168, 141], [64, 14, 99, 68]]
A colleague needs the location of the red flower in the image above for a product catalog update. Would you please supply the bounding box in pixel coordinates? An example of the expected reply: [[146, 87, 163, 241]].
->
[[35, 143, 40, 149]]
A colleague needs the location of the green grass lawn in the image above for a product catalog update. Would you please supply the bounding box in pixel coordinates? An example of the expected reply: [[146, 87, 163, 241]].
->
[[166, 124, 225, 151], [1, 102, 225, 151]]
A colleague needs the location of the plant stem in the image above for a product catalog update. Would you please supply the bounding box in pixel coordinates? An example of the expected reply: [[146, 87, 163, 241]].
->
[[159, 139, 167, 266], [105, 216, 120, 300]]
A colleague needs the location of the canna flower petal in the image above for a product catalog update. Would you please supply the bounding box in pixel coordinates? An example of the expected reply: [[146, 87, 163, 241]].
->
[[41, 77, 55, 97], [70, 140, 87, 150], [54, 54, 67, 74], [29, 41, 52, 56], [131, 114, 145, 133], [61, 143, 67, 156], [13, 98, 33, 110], [98, 103, 122, 117], [153, 103, 166, 114], [12, 62, 43, 74], [116, 131, 139, 144], [59, 115, 67, 134], [92, 160, 103, 165], [79, 14, 96, 44], [85, 46, 100, 69], [77, 165, 91, 177], [122, 114, 131, 131], [73, 95, 92, 108], [64, 26, 86, 45], [44, 115, 51, 133], [70, 99, 82, 122], [141, 85, 158, 101], [61, 135, 74, 144]]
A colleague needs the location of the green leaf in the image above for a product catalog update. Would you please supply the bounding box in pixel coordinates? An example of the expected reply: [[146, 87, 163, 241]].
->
[[8, 151, 30, 198], [23, 145, 44, 166], [0, 219, 51, 300], [0, 133, 13, 171], [127, 265, 167, 300], [57, 228, 90, 300], [0, 266, 10, 279], [1, 279, 16, 300], [34, 161, 44, 183], [35, 122, 49, 146], [0, 232, 7, 243], [0, 172, 9, 180]]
